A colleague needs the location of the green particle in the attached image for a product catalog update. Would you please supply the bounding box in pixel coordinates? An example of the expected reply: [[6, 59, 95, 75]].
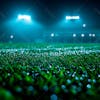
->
[[25, 76, 31, 82], [0, 88, 14, 100]]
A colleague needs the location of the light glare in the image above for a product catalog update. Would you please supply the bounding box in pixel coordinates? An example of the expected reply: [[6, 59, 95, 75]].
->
[[83, 24, 86, 27], [10, 35, 14, 39], [89, 34, 92, 37], [92, 34, 95, 37], [73, 34, 76, 37], [81, 34, 85, 37], [66, 16, 80, 20], [18, 14, 31, 22], [51, 33, 54, 37]]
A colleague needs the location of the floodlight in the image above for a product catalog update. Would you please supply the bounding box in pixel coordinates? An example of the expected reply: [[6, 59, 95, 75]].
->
[[24, 15, 31, 21], [18, 15, 22, 20], [18, 14, 32, 22], [10, 35, 14, 39], [92, 34, 95, 37], [83, 24, 86, 27], [66, 16, 80, 20], [73, 34, 76, 37], [51, 33, 54, 37], [81, 34, 85, 37], [89, 34, 92, 37], [72, 16, 80, 19], [66, 16, 72, 20]]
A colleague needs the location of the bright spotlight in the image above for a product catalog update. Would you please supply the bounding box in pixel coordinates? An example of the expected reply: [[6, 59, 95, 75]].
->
[[51, 33, 54, 37], [83, 24, 86, 27], [73, 34, 76, 37], [81, 34, 85, 37], [66, 16, 80, 20], [89, 34, 92, 37], [18, 15, 23, 20], [92, 34, 95, 37], [18, 14, 32, 22], [10, 35, 14, 39]]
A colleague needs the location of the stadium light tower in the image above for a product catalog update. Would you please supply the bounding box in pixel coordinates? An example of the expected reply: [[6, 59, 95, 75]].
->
[[17, 14, 32, 23], [66, 16, 80, 20]]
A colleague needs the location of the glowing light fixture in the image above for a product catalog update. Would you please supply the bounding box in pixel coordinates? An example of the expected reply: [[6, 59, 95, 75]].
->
[[10, 35, 14, 39], [66, 16, 80, 20], [51, 33, 54, 37], [18, 14, 31, 22], [89, 34, 92, 37], [73, 34, 76, 37], [83, 24, 86, 27], [92, 34, 95, 37], [81, 34, 85, 37]]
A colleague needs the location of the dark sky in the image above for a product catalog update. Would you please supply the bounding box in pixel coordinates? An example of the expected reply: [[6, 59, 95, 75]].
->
[[0, 0, 100, 26]]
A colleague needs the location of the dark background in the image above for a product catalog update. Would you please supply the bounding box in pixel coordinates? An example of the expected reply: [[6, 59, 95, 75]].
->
[[0, 0, 100, 43], [0, 0, 100, 25]]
